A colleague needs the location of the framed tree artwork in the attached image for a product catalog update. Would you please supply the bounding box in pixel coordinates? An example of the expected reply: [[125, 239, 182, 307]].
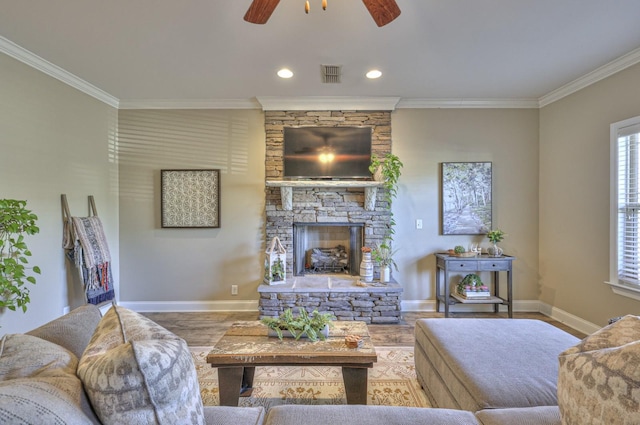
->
[[161, 169, 220, 228], [441, 162, 492, 235]]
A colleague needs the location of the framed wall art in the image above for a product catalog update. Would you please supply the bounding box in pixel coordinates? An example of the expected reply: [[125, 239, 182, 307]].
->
[[441, 162, 492, 235], [161, 169, 220, 228]]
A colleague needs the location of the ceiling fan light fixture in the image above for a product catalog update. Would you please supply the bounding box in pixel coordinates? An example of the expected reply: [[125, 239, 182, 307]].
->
[[277, 68, 294, 78], [244, 0, 400, 26], [366, 69, 382, 79]]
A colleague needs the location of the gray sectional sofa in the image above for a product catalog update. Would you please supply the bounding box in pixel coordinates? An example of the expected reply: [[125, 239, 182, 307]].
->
[[4, 305, 638, 425]]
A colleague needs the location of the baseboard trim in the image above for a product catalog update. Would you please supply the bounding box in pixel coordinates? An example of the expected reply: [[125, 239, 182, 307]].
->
[[538, 302, 600, 335], [117, 299, 599, 335], [118, 300, 259, 312]]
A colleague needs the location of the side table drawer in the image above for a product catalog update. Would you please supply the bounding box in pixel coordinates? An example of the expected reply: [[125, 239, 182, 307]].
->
[[478, 260, 510, 271], [448, 261, 479, 270]]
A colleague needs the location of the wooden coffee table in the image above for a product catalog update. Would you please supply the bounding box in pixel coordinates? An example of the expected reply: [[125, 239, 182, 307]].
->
[[206, 320, 377, 406]]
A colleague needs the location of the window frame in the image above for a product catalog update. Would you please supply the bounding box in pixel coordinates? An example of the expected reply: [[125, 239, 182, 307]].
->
[[608, 115, 640, 301]]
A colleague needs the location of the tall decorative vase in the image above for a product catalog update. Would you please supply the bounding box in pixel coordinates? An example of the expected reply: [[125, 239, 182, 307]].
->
[[360, 252, 374, 283], [380, 266, 391, 283]]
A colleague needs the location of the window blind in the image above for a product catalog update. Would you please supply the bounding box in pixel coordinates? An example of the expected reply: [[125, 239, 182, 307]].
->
[[617, 129, 640, 285]]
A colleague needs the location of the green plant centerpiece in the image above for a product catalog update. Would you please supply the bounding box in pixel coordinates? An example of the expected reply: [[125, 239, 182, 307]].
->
[[261, 308, 335, 341], [0, 199, 41, 314]]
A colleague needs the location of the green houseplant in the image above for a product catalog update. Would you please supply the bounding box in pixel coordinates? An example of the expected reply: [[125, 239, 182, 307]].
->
[[0, 199, 41, 314], [486, 229, 506, 257], [372, 239, 398, 283], [262, 308, 335, 341], [369, 153, 403, 200], [369, 153, 403, 243]]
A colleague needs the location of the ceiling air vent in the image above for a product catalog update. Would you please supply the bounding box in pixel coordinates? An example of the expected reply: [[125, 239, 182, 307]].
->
[[321, 65, 342, 83]]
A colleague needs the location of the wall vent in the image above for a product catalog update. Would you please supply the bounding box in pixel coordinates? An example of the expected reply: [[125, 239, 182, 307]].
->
[[321, 65, 342, 83]]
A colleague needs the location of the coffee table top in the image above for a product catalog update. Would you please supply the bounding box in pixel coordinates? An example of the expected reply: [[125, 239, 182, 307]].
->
[[206, 320, 377, 367]]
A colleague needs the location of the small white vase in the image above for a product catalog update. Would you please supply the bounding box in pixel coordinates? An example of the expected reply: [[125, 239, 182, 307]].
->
[[489, 243, 503, 257], [380, 266, 391, 283]]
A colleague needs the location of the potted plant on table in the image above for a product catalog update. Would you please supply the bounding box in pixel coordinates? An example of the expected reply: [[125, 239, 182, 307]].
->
[[0, 199, 41, 315], [486, 229, 506, 257], [262, 308, 335, 341]]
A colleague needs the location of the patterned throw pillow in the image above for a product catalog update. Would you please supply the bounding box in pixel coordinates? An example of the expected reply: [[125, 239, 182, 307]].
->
[[0, 334, 96, 424], [77, 305, 205, 425], [558, 315, 640, 425]]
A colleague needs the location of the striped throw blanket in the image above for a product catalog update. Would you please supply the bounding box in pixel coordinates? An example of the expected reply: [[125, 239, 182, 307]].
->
[[63, 216, 115, 305]]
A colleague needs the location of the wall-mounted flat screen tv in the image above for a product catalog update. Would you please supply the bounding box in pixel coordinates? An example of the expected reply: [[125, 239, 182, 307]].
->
[[283, 126, 372, 179]]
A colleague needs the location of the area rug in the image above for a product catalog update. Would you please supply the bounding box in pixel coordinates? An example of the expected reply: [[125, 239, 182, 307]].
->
[[190, 346, 430, 409]]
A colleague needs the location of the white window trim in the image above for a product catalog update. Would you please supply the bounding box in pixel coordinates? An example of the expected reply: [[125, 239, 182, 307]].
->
[[607, 115, 640, 300]]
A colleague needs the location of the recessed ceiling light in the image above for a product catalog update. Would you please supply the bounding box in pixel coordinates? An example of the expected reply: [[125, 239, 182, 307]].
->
[[366, 69, 382, 79], [277, 68, 294, 79]]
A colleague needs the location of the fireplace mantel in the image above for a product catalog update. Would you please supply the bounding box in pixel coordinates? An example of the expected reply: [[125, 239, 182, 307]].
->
[[266, 180, 383, 211]]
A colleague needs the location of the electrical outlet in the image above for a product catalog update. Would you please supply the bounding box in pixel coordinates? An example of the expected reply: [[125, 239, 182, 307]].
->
[[231, 285, 238, 296], [416, 219, 423, 229]]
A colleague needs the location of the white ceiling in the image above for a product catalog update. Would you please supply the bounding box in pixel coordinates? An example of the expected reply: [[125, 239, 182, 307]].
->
[[2, 0, 640, 108]]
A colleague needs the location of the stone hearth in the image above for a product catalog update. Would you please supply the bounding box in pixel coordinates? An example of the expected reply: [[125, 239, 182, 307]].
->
[[258, 276, 402, 324]]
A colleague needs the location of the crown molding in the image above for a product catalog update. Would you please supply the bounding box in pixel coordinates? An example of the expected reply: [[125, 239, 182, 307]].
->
[[256, 96, 401, 111], [0, 36, 119, 109], [119, 98, 262, 109], [539, 46, 640, 107], [3, 34, 639, 111], [396, 98, 540, 109]]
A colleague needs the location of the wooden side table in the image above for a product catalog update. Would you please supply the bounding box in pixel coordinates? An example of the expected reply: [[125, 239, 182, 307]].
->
[[435, 253, 515, 318]]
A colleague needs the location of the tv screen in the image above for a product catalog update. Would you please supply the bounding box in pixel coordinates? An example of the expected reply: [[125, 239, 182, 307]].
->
[[283, 126, 372, 179]]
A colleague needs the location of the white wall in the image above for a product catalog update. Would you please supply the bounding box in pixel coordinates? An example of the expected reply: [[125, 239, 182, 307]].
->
[[392, 108, 540, 307], [117, 109, 265, 309], [539, 62, 640, 327], [0, 53, 119, 333]]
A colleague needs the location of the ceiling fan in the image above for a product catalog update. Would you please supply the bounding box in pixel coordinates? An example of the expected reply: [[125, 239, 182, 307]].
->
[[244, 0, 401, 27]]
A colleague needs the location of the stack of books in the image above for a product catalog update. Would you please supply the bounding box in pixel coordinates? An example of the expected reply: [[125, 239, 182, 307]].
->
[[457, 288, 492, 299]]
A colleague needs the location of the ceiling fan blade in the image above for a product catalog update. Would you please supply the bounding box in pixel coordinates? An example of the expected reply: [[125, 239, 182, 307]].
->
[[244, 0, 281, 24], [362, 0, 401, 27]]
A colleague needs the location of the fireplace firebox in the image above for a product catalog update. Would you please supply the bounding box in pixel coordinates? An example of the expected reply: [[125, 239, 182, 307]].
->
[[293, 223, 364, 276]]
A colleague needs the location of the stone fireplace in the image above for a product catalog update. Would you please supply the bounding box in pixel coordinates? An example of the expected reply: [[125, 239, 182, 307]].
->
[[258, 110, 402, 323]]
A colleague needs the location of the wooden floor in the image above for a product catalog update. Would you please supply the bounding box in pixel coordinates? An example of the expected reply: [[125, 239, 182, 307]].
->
[[142, 311, 586, 347]]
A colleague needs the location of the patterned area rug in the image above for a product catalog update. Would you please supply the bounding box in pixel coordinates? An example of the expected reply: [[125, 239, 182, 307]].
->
[[190, 346, 430, 409]]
